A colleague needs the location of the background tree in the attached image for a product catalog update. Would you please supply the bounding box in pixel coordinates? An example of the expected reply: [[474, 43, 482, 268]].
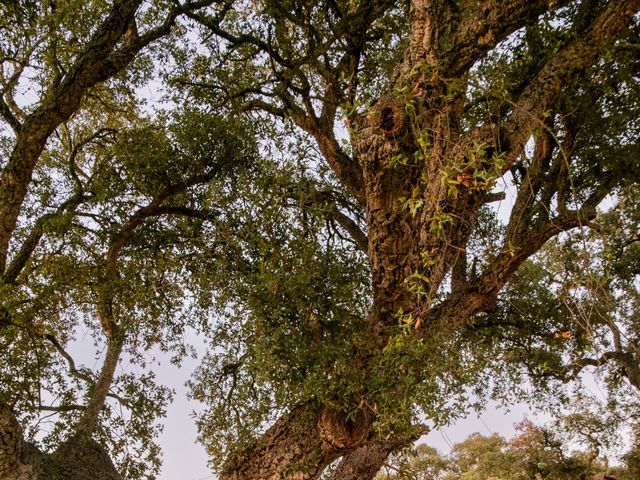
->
[[377, 419, 628, 480]]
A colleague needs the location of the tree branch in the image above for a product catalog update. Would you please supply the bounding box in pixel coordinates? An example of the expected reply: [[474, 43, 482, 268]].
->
[[2, 192, 90, 285], [0, 95, 20, 133], [499, 0, 640, 169], [449, 0, 576, 75], [326, 430, 423, 480], [292, 187, 368, 252], [75, 165, 222, 436], [0, 0, 143, 273], [38, 404, 86, 413]]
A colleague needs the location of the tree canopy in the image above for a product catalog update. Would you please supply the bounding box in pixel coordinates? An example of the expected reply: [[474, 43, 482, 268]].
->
[[378, 418, 636, 480], [0, 1, 639, 479]]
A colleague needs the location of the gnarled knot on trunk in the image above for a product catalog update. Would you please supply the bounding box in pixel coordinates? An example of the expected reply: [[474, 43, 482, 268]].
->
[[317, 407, 370, 450], [370, 97, 407, 137]]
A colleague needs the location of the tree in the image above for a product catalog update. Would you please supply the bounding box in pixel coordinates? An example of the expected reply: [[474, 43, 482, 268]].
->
[[377, 421, 625, 480], [175, 1, 640, 478], [1, 1, 639, 479], [378, 443, 449, 480], [0, 2, 234, 478]]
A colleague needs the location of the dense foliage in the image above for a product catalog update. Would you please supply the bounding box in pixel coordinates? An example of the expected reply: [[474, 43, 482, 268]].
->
[[0, 1, 639, 479]]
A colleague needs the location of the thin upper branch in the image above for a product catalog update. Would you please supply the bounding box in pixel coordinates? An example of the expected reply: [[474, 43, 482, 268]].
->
[[297, 188, 368, 252]]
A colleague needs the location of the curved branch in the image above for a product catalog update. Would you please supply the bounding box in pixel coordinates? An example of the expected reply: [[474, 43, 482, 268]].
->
[[0, 0, 143, 273], [500, 0, 640, 168], [449, 0, 577, 75], [569, 349, 640, 390], [299, 189, 368, 253]]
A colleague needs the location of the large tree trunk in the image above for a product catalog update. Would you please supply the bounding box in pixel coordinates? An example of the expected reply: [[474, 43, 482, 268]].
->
[[0, 403, 120, 480], [221, 404, 371, 480]]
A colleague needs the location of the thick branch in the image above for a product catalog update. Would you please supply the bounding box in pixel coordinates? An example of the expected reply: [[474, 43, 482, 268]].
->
[[420, 173, 617, 336], [74, 336, 124, 436], [221, 405, 345, 480], [449, 0, 576, 75], [0, 0, 143, 273], [0, 95, 21, 133], [500, 0, 640, 168]]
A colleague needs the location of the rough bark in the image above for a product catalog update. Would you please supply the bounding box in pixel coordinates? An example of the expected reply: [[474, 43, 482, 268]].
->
[[326, 434, 411, 480], [0, 403, 120, 480], [221, 405, 370, 480]]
